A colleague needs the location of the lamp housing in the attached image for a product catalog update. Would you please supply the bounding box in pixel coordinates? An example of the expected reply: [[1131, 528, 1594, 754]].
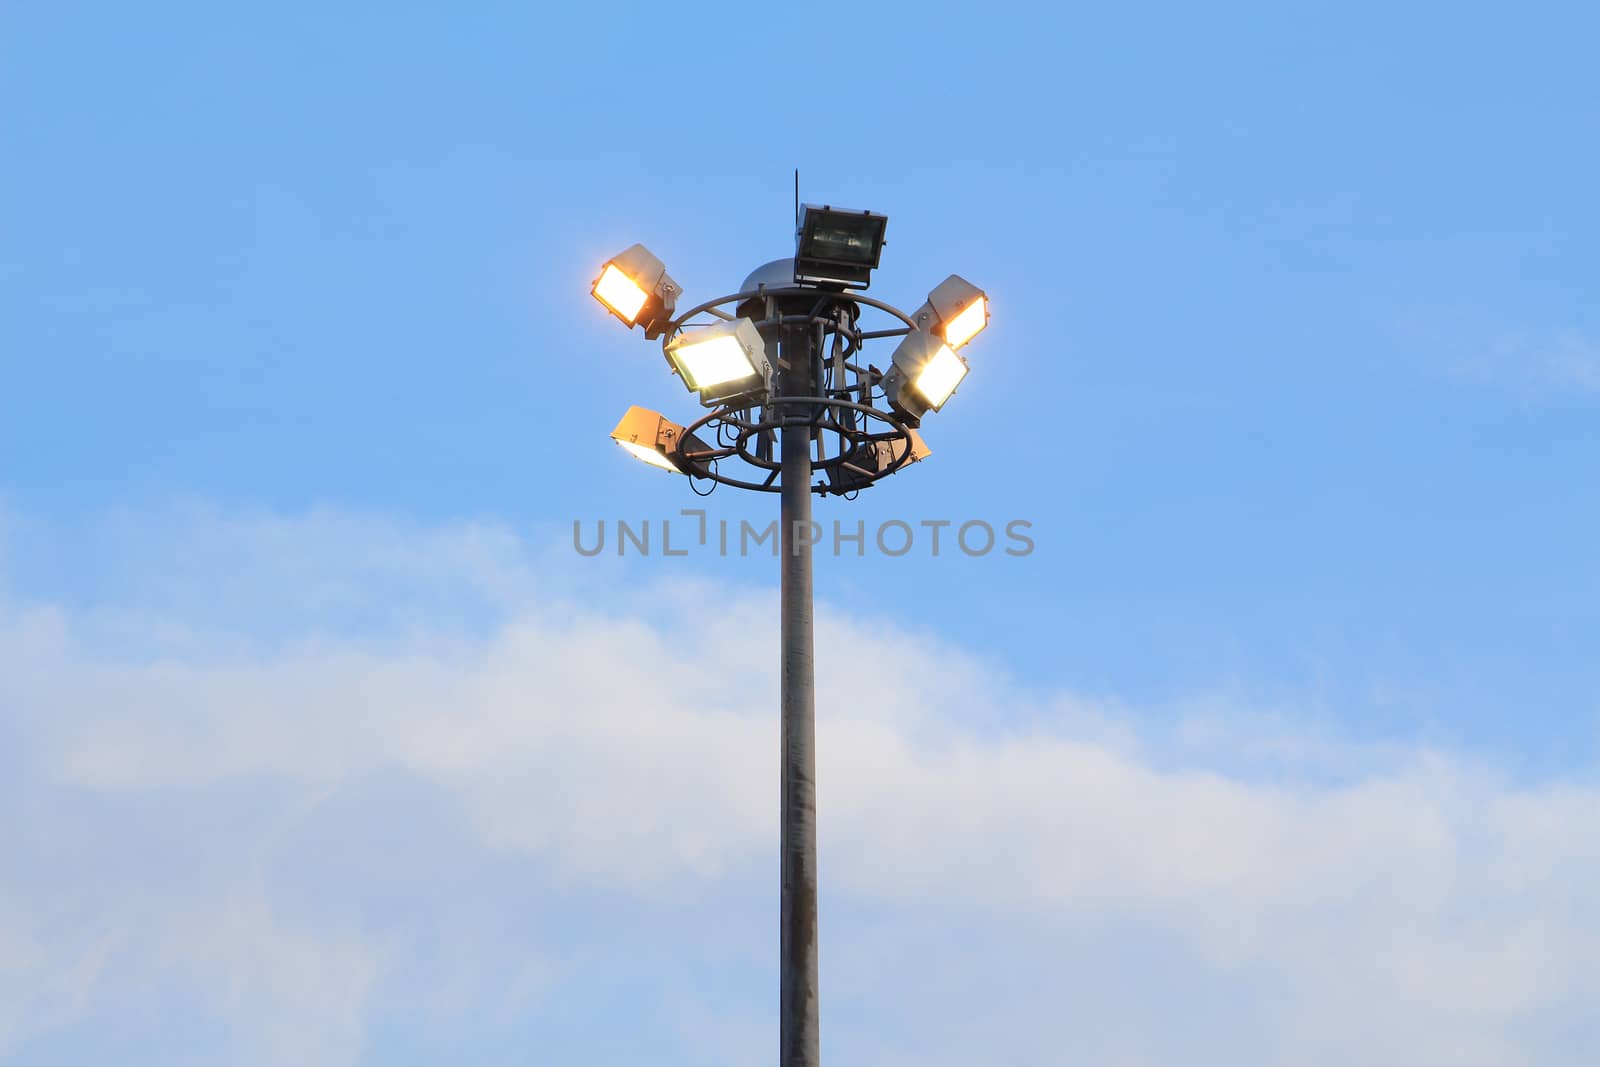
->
[[592, 244, 680, 339], [883, 330, 969, 425], [609, 406, 712, 476], [665, 317, 773, 406], [793, 204, 888, 289], [825, 428, 931, 494], [912, 274, 989, 350]]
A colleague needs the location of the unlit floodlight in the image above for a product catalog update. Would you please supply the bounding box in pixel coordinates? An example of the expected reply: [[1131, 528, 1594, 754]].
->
[[794, 204, 888, 289]]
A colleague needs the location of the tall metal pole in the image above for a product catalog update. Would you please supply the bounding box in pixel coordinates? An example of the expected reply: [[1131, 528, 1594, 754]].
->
[[778, 324, 819, 1066]]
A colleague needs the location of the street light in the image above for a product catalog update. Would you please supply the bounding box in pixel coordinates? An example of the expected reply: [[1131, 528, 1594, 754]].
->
[[664, 317, 772, 405], [882, 330, 970, 425], [609, 405, 710, 475], [592, 243, 680, 338], [589, 200, 989, 1067], [793, 204, 889, 288], [915, 274, 989, 349], [825, 427, 931, 494]]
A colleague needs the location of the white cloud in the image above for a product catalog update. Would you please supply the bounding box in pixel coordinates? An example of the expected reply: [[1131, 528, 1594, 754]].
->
[[1450, 327, 1600, 394], [1545, 329, 1600, 391], [162, 888, 377, 1067], [3, 507, 1599, 1064]]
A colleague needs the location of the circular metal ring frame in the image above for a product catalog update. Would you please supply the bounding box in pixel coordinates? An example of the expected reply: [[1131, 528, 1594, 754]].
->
[[680, 397, 917, 495], [660, 288, 921, 495], [668, 286, 919, 333]]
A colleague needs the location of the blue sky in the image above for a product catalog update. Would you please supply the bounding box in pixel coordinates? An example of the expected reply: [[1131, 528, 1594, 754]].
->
[[3, 3, 1600, 1064]]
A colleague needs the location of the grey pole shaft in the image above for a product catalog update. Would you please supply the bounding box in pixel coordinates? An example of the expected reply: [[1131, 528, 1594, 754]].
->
[[778, 325, 819, 1067]]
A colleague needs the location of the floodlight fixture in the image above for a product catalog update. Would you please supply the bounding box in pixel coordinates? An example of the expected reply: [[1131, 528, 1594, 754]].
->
[[665, 317, 772, 405], [883, 330, 969, 425], [825, 428, 931, 493], [914, 274, 989, 350], [609, 405, 711, 475], [592, 244, 680, 338], [793, 204, 888, 289]]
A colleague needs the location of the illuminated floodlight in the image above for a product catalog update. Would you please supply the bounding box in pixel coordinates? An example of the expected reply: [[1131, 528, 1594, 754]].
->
[[665, 317, 772, 405], [609, 406, 711, 475], [793, 204, 888, 289], [826, 428, 931, 493], [591, 244, 679, 338], [883, 330, 969, 425], [914, 345, 968, 406], [912, 274, 988, 350], [594, 264, 648, 321]]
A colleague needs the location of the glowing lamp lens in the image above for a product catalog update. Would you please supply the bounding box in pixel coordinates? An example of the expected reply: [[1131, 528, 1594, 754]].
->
[[615, 439, 677, 471], [668, 336, 758, 391], [913, 343, 968, 409], [943, 296, 988, 349], [593, 263, 649, 323]]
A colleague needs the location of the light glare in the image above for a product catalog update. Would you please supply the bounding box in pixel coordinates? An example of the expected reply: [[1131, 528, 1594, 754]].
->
[[913, 343, 967, 408], [670, 335, 757, 390], [943, 296, 987, 349], [594, 263, 649, 323]]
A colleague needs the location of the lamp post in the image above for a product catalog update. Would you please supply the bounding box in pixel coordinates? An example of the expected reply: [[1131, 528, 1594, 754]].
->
[[592, 202, 989, 1067]]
